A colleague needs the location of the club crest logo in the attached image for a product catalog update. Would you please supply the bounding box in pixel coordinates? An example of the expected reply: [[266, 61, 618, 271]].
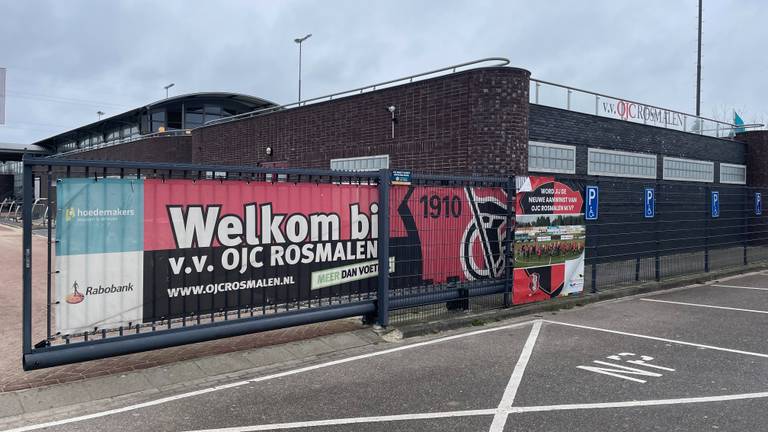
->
[[460, 188, 508, 280]]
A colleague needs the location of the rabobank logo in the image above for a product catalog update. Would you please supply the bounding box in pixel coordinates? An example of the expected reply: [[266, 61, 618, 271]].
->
[[65, 281, 84, 304], [64, 279, 135, 305]]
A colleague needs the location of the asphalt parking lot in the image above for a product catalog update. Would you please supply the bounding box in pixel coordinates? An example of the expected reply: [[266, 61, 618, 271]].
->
[[6, 271, 768, 432]]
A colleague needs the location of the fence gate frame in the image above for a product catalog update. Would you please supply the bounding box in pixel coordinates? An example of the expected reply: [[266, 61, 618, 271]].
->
[[20, 156, 516, 370]]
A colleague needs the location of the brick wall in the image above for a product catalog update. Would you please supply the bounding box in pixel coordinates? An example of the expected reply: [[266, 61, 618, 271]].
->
[[67, 136, 193, 163], [529, 104, 746, 179], [192, 67, 530, 176], [735, 130, 768, 187]]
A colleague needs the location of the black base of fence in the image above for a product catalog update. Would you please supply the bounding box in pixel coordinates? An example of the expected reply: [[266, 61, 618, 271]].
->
[[23, 301, 376, 371]]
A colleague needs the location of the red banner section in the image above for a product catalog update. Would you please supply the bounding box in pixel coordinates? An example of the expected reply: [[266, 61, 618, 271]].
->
[[140, 180, 510, 322]]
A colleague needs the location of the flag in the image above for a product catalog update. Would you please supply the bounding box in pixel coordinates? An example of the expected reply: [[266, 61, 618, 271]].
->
[[734, 111, 745, 134]]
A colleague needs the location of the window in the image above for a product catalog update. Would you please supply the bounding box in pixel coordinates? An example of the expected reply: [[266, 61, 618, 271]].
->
[[588, 148, 656, 179], [330, 155, 390, 171], [122, 125, 139, 139], [204, 105, 222, 123], [528, 141, 576, 174], [185, 105, 204, 128], [663, 157, 714, 183], [151, 109, 166, 132], [106, 129, 120, 142], [720, 163, 746, 184]]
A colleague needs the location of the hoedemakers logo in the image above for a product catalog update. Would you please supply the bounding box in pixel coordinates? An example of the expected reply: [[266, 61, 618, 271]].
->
[[64, 207, 136, 222]]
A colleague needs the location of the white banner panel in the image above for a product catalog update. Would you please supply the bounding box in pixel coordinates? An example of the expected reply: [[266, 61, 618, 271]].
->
[[0, 67, 5, 125], [56, 251, 144, 334]]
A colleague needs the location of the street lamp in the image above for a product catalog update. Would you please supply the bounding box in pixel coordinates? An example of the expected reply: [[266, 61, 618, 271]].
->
[[294, 34, 312, 101], [164, 83, 175, 99], [97, 111, 105, 120]]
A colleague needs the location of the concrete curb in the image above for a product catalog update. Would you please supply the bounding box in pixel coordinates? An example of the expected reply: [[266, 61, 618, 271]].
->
[[392, 263, 768, 339], [0, 264, 764, 427]]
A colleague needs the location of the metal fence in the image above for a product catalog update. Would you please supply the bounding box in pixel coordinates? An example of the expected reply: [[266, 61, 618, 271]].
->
[[582, 176, 768, 291], [529, 78, 761, 138], [19, 157, 768, 370]]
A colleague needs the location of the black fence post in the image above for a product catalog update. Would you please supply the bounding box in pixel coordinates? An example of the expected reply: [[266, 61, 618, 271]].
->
[[655, 180, 660, 282], [743, 188, 749, 266], [46, 166, 53, 343], [22, 158, 33, 356], [503, 176, 515, 307], [376, 169, 391, 328], [590, 180, 599, 294], [705, 185, 710, 273]]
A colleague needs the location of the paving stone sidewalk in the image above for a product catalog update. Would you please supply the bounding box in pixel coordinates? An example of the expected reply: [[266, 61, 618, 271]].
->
[[0, 223, 364, 392]]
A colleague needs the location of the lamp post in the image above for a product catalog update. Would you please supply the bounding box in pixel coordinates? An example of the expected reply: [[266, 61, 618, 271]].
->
[[164, 83, 175, 99], [97, 111, 105, 120], [294, 34, 312, 101]]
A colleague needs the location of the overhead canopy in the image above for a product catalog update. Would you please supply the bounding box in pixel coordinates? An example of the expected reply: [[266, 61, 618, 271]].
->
[[0, 142, 51, 161]]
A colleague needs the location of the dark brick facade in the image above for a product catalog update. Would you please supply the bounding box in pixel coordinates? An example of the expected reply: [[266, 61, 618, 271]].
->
[[67, 136, 193, 163], [735, 130, 768, 187], [529, 104, 746, 180], [192, 67, 530, 176]]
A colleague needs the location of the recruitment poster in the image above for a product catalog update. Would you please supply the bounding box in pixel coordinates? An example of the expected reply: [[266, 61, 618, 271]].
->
[[513, 176, 585, 305]]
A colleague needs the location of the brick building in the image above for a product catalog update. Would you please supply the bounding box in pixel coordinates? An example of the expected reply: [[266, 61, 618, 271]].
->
[[1, 59, 766, 193]]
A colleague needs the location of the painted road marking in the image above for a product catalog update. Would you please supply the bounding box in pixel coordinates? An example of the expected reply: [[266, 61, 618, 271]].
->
[[183, 409, 499, 431], [2, 320, 538, 432], [543, 320, 768, 359], [712, 284, 768, 292], [488, 320, 542, 432], [577, 353, 675, 384], [182, 391, 768, 431], [641, 298, 768, 314]]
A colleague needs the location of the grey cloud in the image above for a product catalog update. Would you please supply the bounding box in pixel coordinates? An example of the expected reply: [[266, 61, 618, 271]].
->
[[0, 0, 765, 143]]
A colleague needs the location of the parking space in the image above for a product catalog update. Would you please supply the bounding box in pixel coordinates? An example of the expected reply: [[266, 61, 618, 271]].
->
[[7, 271, 768, 432]]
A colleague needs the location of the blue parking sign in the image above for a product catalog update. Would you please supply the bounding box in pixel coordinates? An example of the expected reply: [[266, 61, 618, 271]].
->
[[586, 186, 599, 220], [711, 191, 720, 218], [644, 188, 655, 218], [756, 192, 762, 216]]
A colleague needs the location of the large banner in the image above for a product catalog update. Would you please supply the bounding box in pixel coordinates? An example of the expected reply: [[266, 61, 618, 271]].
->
[[513, 176, 585, 305], [56, 179, 510, 334]]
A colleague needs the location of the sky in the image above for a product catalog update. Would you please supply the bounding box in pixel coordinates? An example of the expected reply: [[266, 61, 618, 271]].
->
[[0, 0, 765, 144]]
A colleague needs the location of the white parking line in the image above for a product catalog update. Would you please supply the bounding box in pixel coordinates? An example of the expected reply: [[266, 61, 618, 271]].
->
[[182, 409, 498, 432], [641, 298, 768, 314], [509, 390, 768, 413], [183, 391, 768, 431], [1, 319, 537, 432], [712, 284, 768, 292], [543, 320, 768, 359], [488, 320, 542, 432]]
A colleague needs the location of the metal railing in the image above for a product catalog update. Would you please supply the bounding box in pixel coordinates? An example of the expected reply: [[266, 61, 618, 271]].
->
[[50, 129, 193, 159], [530, 78, 763, 138], [203, 57, 511, 127]]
